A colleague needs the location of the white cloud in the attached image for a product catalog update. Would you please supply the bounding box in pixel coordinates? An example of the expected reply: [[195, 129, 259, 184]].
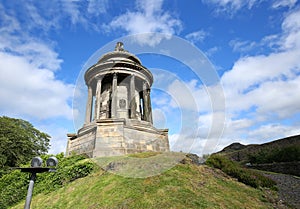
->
[[247, 123, 300, 142], [161, 78, 226, 155], [260, 34, 281, 49], [222, 49, 300, 95], [247, 76, 300, 118], [213, 7, 300, 150], [87, 0, 109, 16], [56, 0, 109, 26], [185, 30, 208, 44], [18, 41, 62, 71], [37, 123, 71, 154], [61, 0, 87, 25], [205, 46, 219, 57], [222, 8, 300, 119], [281, 7, 300, 50], [167, 80, 200, 111], [105, 0, 182, 46], [169, 133, 196, 153], [0, 2, 79, 154], [203, 0, 259, 13], [0, 3, 75, 120], [0, 1, 109, 34], [0, 32, 63, 72], [167, 79, 215, 114], [24, 3, 58, 31], [212, 119, 300, 152], [163, 6, 300, 155], [212, 122, 300, 152], [152, 108, 168, 129], [0, 4, 20, 33], [0, 51, 74, 119], [175, 114, 254, 154], [229, 39, 257, 52], [272, 0, 298, 8], [168, 112, 226, 155]]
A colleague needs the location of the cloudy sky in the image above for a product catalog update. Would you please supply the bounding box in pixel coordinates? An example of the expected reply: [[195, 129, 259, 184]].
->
[[1, 0, 300, 155]]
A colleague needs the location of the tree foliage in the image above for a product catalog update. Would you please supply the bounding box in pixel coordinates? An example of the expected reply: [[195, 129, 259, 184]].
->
[[0, 116, 50, 171], [248, 145, 300, 164], [0, 154, 96, 209]]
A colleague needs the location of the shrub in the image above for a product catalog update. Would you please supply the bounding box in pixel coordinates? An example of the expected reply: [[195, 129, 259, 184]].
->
[[0, 154, 97, 209], [0, 170, 28, 209], [248, 145, 300, 164], [206, 154, 276, 189], [66, 160, 95, 182]]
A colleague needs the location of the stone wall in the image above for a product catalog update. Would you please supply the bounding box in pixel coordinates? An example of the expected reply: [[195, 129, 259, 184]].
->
[[93, 119, 126, 157], [123, 126, 169, 154], [67, 126, 96, 157], [66, 119, 169, 158]]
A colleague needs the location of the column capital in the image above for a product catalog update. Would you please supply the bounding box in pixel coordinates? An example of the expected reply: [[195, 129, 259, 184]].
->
[[86, 78, 93, 87], [95, 75, 103, 80], [143, 81, 150, 90]]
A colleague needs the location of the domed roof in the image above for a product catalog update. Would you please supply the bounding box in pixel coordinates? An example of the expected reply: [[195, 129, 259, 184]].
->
[[85, 42, 153, 87], [97, 42, 141, 65]]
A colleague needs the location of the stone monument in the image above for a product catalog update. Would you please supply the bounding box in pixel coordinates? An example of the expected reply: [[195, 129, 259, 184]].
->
[[66, 42, 169, 157]]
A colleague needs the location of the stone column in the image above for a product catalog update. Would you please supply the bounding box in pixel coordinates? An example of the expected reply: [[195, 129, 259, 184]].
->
[[129, 75, 137, 119], [147, 88, 153, 124], [85, 85, 93, 124], [138, 92, 143, 120], [94, 77, 102, 120], [111, 73, 118, 118], [143, 82, 149, 122]]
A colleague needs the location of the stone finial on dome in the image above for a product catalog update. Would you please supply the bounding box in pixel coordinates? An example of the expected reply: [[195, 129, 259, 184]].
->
[[115, 42, 125, 51]]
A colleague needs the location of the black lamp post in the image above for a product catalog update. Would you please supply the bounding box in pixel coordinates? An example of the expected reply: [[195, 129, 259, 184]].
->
[[15, 156, 58, 209]]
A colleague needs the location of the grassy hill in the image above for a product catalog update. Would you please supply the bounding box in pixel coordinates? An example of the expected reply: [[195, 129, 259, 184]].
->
[[217, 134, 300, 176], [8, 152, 280, 209], [218, 134, 300, 163]]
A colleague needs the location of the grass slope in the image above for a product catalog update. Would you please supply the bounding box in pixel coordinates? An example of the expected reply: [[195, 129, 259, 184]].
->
[[219, 134, 300, 164], [11, 153, 276, 209]]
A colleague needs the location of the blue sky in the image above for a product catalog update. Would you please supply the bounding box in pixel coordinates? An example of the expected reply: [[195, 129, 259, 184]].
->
[[1, 0, 300, 155]]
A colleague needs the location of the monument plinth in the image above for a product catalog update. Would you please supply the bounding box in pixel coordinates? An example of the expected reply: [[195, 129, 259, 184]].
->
[[66, 42, 169, 157]]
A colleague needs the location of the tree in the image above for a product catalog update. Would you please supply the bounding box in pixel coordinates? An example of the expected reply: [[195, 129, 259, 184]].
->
[[0, 116, 50, 170]]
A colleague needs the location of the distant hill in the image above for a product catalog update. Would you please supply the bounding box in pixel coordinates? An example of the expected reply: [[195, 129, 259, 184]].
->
[[9, 152, 279, 209], [218, 134, 300, 176]]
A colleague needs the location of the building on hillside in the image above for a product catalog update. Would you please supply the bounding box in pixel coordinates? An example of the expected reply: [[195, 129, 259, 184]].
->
[[66, 42, 169, 157]]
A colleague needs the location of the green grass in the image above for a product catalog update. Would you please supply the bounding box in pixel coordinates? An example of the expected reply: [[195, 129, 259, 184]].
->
[[206, 154, 277, 189], [10, 152, 277, 209], [127, 151, 162, 158], [93, 151, 186, 178]]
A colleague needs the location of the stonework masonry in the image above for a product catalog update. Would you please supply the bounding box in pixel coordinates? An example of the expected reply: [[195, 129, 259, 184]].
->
[[66, 42, 169, 157]]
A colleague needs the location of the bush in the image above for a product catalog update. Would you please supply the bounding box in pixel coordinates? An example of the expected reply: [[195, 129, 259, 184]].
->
[[248, 145, 300, 164], [206, 154, 276, 189], [0, 154, 97, 209], [0, 170, 28, 209]]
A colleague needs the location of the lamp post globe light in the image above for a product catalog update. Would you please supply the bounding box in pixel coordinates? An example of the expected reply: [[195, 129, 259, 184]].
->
[[30, 157, 43, 168], [16, 156, 58, 209], [46, 156, 59, 167]]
